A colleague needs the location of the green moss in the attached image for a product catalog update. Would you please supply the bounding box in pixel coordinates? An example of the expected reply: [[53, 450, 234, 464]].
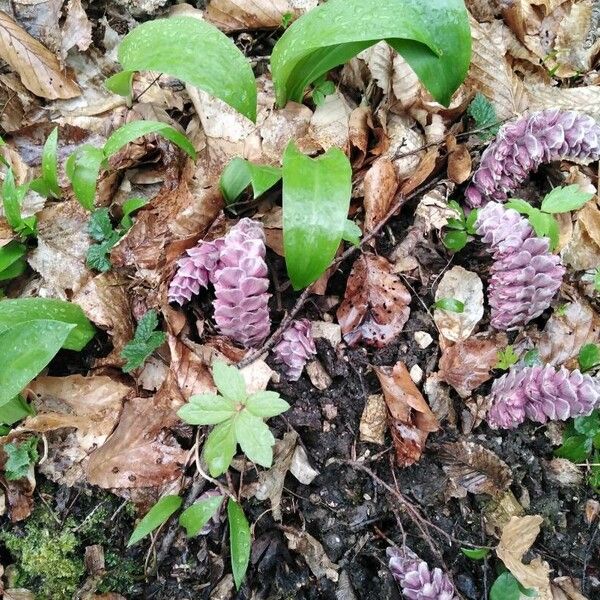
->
[[98, 550, 140, 594]]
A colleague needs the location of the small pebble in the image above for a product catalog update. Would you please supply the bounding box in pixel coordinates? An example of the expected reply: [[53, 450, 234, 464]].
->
[[414, 330, 433, 349], [409, 364, 423, 384]]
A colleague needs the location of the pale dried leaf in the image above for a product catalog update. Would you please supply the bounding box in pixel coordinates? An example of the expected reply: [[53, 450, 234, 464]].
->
[[285, 529, 339, 582], [337, 253, 411, 347], [309, 91, 352, 152], [382, 114, 425, 179], [434, 266, 484, 342], [551, 577, 589, 600], [306, 360, 332, 391], [484, 490, 525, 537], [440, 441, 512, 498], [168, 337, 215, 400], [544, 458, 583, 487], [392, 54, 420, 108], [311, 321, 342, 348], [526, 83, 600, 119], [359, 394, 388, 445], [0, 11, 80, 99], [447, 142, 472, 184], [363, 158, 398, 233], [414, 186, 458, 230], [399, 147, 438, 196], [462, 394, 493, 434], [563, 201, 600, 270], [359, 41, 393, 93], [61, 0, 92, 57], [290, 444, 319, 485]]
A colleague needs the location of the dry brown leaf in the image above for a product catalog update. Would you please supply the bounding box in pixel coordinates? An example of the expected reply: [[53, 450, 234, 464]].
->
[[309, 91, 352, 152], [433, 266, 484, 342], [551, 577, 589, 600], [337, 253, 411, 347], [446, 136, 472, 184], [526, 83, 600, 119], [462, 394, 493, 434], [413, 185, 457, 231], [382, 114, 425, 180], [484, 490, 526, 537], [359, 394, 388, 445], [399, 147, 439, 196], [544, 458, 583, 487], [363, 158, 398, 233], [284, 529, 339, 582], [0, 11, 80, 99], [438, 333, 507, 398], [61, 0, 93, 57], [348, 106, 370, 167], [440, 441, 512, 499], [168, 336, 215, 401], [375, 362, 439, 467], [563, 201, 600, 270], [537, 297, 600, 367], [496, 515, 552, 595]]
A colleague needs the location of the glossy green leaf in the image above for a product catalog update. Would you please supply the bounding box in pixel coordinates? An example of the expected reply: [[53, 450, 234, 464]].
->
[[271, 0, 470, 108], [120, 197, 147, 230], [574, 412, 600, 437], [578, 343, 600, 373], [0, 241, 26, 274], [443, 229, 468, 252], [41, 127, 61, 197], [234, 410, 275, 468], [433, 298, 465, 313], [220, 158, 282, 205], [245, 391, 290, 418], [0, 320, 74, 408], [2, 168, 27, 230], [105, 70, 134, 97], [127, 495, 182, 547], [0, 298, 96, 351], [66, 144, 104, 210], [178, 393, 237, 425], [460, 547, 489, 560], [0, 257, 26, 282], [541, 184, 594, 214], [342, 219, 362, 246], [489, 572, 522, 600], [523, 349, 541, 367], [212, 361, 247, 403], [114, 17, 257, 121], [0, 394, 34, 426], [179, 495, 224, 537], [282, 142, 351, 289], [555, 434, 592, 462], [103, 120, 196, 161], [204, 420, 237, 477], [227, 499, 251, 590]]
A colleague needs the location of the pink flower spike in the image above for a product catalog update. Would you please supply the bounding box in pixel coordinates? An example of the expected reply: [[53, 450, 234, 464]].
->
[[273, 319, 317, 381]]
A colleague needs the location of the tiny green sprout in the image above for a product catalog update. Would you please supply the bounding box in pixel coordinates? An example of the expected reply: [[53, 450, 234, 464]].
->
[[311, 75, 336, 107], [523, 348, 541, 367], [594, 267, 600, 292], [467, 93, 500, 141], [442, 201, 477, 252], [4, 436, 39, 480], [178, 361, 290, 477], [554, 303, 568, 317], [281, 11, 293, 29], [460, 547, 489, 560], [495, 346, 518, 371], [432, 298, 465, 313]]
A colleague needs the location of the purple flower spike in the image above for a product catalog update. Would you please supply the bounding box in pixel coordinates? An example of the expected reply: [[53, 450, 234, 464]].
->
[[387, 547, 458, 600], [476, 202, 564, 329], [273, 319, 317, 381], [487, 365, 600, 429], [466, 110, 600, 207]]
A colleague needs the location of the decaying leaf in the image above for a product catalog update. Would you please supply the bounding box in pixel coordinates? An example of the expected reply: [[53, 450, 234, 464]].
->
[[433, 266, 484, 342], [61, 0, 93, 57], [446, 135, 472, 184], [337, 253, 411, 347], [551, 577, 589, 600], [440, 441, 512, 499], [359, 394, 388, 445], [563, 201, 600, 271], [309, 92, 352, 152], [284, 528, 339, 582], [438, 333, 507, 398], [168, 336, 215, 401], [462, 394, 493, 435], [484, 490, 525, 537], [0, 11, 80, 99], [496, 515, 552, 595], [526, 83, 600, 120], [375, 362, 438, 467], [382, 114, 425, 180], [363, 158, 398, 233], [544, 458, 583, 487]]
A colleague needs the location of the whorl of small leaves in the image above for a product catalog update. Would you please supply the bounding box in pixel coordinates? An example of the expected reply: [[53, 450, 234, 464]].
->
[[467, 93, 500, 140], [4, 437, 39, 480], [121, 310, 166, 373]]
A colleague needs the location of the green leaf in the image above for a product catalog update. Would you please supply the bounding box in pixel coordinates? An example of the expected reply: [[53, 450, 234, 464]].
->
[[0, 257, 26, 282], [578, 343, 600, 373], [220, 158, 282, 205], [121, 310, 166, 373], [573, 412, 600, 437], [103, 120, 196, 161], [342, 219, 362, 246], [178, 393, 237, 425], [204, 420, 237, 477], [282, 142, 351, 289], [4, 437, 38, 480], [212, 361, 247, 403], [88, 208, 115, 241], [234, 410, 275, 468], [541, 184, 594, 214], [113, 17, 257, 121], [271, 0, 470, 108], [0, 394, 34, 426], [490, 572, 522, 600], [127, 495, 182, 547], [120, 197, 147, 230], [105, 70, 134, 97], [227, 499, 251, 590], [41, 127, 61, 198], [523, 349, 541, 367], [66, 144, 104, 210], [555, 435, 592, 462], [443, 229, 468, 252], [86, 239, 116, 272], [594, 267, 600, 292], [0, 241, 26, 274], [0, 298, 95, 351], [588, 455, 600, 491], [179, 495, 224, 537], [2, 168, 27, 230], [465, 208, 479, 234], [433, 298, 465, 313], [0, 320, 74, 408], [312, 78, 335, 106], [460, 547, 490, 560], [467, 93, 500, 140], [495, 346, 519, 370], [506, 200, 559, 250], [245, 391, 290, 418]]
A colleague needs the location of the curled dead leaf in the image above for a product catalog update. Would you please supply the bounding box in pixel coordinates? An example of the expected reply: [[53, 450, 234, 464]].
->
[[363, 158, 398, 233], [375, 362, 438, 467], [284, 528, 339, 582], [563, 201, 600, 271], [337, 253, 411, 347], [446, 137, 472, 184]]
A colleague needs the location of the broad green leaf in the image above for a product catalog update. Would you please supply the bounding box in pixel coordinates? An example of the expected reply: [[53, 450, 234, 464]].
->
[[0, 394, 34, 426], [103, 120, 196, 161], [234, 409, 275, 468], [220, 158, 282, 205], [443, 230, 468, 252], [0, 257, 26, 282], [212, 361, 247, 403], [541, 184, 594, 214], [282, 142, 351, 289], [66, 144, 104, 210], [120, 197, 147, 230], [0, 298, 96, 351], [506, 199, 559, 250], [578, 343, 600, 373], [0, 320, 74, 408], [574, 412, 600, 437], [41, 127, 61, 197], [127, 495, 182, 547], [271, 0, 470, 108], [465, 208, 479, 234], [105, 70, 134, 97], [0, 241, 26, 273], [178, 393, 237, 425], [113, 17, 257, 121], [2, 168, 27, 230], [179, 495, 224, 537], [204, 420, 238, 477], [460, 547, 489, 560], [245, 391, 290, 418], [489, 572, 522, 600], [555, 434, 592, 462], [88, 208, 114, 242], [342, 219, 362, 246], [227, 499, 251, 590], [433, 298, 465, 313]]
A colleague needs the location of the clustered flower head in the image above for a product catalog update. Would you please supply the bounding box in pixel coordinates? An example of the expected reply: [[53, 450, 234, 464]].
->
[[387, 546, 457, 600], [466, 110, 600, 207], [169, 218, 271, 348], [475, 201, 564, 329], [487, 365, 600, 429], [273, 319, 317, 381]]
